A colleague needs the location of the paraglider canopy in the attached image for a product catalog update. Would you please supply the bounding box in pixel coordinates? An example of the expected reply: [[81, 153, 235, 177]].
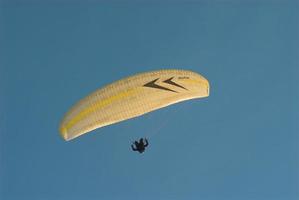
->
[[59, 69, 209, 141]]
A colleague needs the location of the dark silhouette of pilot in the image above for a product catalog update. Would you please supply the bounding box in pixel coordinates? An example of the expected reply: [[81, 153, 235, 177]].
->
[[131, 138, 149, 153]]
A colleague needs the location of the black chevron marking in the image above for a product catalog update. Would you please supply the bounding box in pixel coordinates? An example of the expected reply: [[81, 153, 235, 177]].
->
[[163, 77, 188, 90], [143, 78, 178, 93]]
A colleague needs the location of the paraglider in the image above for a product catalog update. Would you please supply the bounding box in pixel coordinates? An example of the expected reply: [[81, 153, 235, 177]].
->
[[131, 138, 149, 153], [59, 69, 210, 141]]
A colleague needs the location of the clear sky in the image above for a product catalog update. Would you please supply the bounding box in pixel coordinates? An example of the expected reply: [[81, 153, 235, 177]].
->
[[1, 0, 299, 200]]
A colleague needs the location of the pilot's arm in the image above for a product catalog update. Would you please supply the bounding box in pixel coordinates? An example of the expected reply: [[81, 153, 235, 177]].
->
[[144, 139, 149, 147], [131, 145, 137, 151]]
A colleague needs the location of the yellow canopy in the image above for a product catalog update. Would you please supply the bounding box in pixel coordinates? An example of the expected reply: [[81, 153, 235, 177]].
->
[[59, 69, 209, 141]]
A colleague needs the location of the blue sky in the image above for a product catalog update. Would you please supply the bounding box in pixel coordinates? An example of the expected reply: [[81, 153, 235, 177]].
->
[[1, 1, 299, 200]]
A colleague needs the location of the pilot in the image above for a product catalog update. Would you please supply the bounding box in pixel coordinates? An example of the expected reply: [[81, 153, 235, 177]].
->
[[131, 138, 149, 153]]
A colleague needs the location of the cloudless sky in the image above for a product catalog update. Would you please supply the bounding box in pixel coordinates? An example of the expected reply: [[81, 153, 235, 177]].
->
[[1, 0, 299, 200]]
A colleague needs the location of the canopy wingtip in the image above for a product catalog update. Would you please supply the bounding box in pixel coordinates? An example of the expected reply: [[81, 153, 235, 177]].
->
[[59, 126, 69, 141]]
